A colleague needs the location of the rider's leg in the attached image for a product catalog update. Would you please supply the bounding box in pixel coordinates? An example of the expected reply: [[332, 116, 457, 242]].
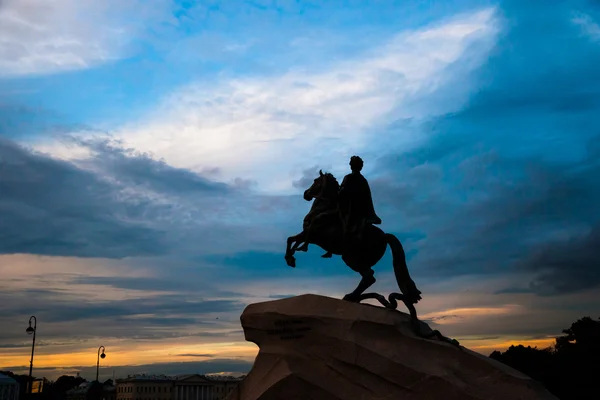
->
[[342, 218, 358, 253], [355, 218, 367, 241], [304, 212, 328, 254]]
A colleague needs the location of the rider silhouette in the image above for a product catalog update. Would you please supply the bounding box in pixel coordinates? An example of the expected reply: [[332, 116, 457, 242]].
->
[[339, 156, 382, 246]]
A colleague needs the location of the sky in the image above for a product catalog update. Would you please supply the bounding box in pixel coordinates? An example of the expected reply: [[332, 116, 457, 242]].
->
[[1, 0, 600, 382]]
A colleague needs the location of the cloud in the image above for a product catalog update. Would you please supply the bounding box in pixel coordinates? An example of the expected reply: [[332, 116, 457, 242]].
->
[[292, 166, 323, 190], [3, 0, 600, 372], [420, 305, 524, 325], [573, 12, 600, 41], [34, 7, 499, 193], [1, 6, 503, 264], [0, 289, 240, 325], [68, 275, 242, 298], [0, 136, 300, 259], [369, 0, 600, 295], [0, 137, 167, 258], [523, 225, 600, 295], [0, 262, 252, 367], [72, 137, 232, 196], [0, 0, 174, 77]]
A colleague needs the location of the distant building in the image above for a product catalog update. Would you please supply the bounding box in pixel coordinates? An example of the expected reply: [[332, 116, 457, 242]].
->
[[201, 375, 243, 400], [66, 381, 116, 400], [115, 375, 173, 400], [102, 384, 117, 400], [0, 373, 19, 400], [66, 382, 93, 400], [115, 374, 243, 400]]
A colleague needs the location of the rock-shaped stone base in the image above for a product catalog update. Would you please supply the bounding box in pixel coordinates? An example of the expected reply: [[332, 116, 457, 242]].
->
[[226, 294, 556, 400]]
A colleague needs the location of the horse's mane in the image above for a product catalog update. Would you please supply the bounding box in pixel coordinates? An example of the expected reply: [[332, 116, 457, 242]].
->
[[322, 172, 340, 193]]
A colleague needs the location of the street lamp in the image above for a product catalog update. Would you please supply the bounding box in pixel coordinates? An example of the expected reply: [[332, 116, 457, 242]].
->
[[26, 316, 37, 394], [96, 346, 106, 382]]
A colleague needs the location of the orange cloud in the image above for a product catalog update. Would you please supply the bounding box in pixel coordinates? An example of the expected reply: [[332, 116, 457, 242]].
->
[[419, 304, 524, 324]]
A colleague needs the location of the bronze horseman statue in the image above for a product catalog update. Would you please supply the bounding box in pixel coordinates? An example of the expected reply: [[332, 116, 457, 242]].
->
[[285, 156, 421, 306], [285, 156, 458, 344]]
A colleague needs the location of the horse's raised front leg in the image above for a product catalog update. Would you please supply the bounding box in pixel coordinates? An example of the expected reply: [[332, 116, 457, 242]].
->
[[289, 231, 307, 252], [285, 232, 305, 268], [295, 241, 309, 252], [343, 268, 376, 302]]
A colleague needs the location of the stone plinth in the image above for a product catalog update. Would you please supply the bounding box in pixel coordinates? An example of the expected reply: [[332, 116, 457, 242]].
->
[[226, 294, 556, 400]]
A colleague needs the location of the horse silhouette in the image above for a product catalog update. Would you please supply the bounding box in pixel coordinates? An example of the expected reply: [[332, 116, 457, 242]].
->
[[285, 170, 422, 305]]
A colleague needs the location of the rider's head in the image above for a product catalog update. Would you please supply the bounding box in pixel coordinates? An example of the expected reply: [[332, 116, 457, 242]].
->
[[350, 156, 363, 172]]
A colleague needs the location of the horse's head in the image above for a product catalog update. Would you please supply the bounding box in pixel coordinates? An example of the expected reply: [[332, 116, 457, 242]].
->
[[304, 170, 339, 202]]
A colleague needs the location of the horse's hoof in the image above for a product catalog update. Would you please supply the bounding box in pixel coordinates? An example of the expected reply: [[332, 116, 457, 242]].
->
[[285, 255, 296, 268], [343, 293, 360, 302]]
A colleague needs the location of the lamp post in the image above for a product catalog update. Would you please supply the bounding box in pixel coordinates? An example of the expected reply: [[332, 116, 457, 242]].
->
[[25, 316, 37, 394], [96, 346, 106, 382]]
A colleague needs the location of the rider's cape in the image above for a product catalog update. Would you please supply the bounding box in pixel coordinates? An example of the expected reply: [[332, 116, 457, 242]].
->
[[339, 172, 382, 224]]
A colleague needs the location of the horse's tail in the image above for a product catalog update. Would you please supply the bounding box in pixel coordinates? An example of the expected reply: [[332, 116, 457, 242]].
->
[[385, 233, 422, 304]]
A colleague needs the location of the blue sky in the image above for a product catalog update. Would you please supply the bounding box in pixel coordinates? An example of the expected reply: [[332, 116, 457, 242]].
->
[[1, 0, 600, 380]]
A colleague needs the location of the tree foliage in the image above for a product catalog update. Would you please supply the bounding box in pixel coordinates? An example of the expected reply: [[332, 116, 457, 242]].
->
[[490, 316, 600, 400]]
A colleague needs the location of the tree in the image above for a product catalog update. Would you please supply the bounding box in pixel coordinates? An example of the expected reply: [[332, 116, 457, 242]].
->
[[489, 345, 553, 383], [554, 316, 600, 352], [489, 316, 600, 400]]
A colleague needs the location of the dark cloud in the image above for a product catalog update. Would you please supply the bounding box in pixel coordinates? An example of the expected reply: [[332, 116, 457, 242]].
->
[[370, 0, 600, 295], [0, 137, 167, 258], [73, 137, 231, 196], [0, 340, 88, 349], [454, 336, 501, 341], [230, 177, 257, 190], [113, 316, 201, 326], [429, 312, 576, 342], [0, 343, 34, 349], [69, 275, 245, 298], [1, 294, 240, 323], [424, 315, 462, 323], [523, 226, 600, 295], [292, 165, 323, 190], [0, 136, 259, 259], [0, 287, 244, 346], [494, 287, 534, 295]]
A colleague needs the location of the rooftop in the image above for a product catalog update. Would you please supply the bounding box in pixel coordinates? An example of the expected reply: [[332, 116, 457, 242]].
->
[[117, 374, 173, 382], [0, 374, 17, 385], [204, 375, 245, 382], [115, 374, 245, 383]]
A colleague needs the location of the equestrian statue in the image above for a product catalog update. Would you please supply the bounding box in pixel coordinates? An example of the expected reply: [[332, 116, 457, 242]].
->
[[285, 156, 459, 346]]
